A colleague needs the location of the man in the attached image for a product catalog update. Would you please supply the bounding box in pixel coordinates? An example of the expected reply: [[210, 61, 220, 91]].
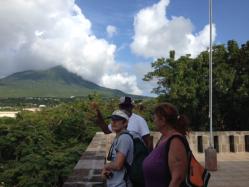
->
[[92, 96, 151, 150]]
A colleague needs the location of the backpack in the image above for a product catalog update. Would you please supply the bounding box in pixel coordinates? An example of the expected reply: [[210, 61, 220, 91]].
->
[[120, 132, 149, 187], [165, 135, 211, 187]]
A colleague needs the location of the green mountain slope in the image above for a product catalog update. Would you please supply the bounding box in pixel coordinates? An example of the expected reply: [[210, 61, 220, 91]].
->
[[0, 66, 127, 97]]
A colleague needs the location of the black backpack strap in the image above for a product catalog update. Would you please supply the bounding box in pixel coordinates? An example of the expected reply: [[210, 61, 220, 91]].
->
[[119, 132, 134, 159], [165, 134, 190, 155], [107, 141, 115, 161], [107, 132, 133, 161], [164, 135, 190, 187], [118, 131, 134, 185], [119, 131, 134, 141], [120, 132, 134, 168], [119, 132, 134, 166]]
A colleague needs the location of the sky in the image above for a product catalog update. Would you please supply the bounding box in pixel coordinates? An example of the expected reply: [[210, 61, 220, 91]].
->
[[0, 0, 249, 96]]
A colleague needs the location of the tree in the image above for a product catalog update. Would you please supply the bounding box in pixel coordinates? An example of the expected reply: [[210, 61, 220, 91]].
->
[[144, 41, 249, 131], [144, 51, 209, 130]]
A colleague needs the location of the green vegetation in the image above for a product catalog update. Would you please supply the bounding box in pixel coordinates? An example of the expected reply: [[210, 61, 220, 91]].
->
[[0, 66, 126, 98], [0, 99, 100, 186], [0, 95, 146, 186], [0, 97, 82, 109], [144, 40, 249, 131]]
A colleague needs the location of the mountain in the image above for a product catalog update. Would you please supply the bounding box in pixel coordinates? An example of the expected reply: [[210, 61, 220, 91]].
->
[[0, 66, 128, 98]]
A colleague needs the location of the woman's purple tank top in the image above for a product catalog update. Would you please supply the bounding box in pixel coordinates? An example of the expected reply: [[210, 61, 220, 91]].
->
[[143, 139, 171, 187]]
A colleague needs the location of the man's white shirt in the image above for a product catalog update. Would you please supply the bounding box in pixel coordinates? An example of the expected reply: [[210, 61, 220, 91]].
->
[[108, 113, 149, 137]]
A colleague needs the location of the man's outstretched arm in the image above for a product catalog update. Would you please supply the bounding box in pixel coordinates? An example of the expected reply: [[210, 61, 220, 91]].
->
[[95, 109, 112, 134], [91, 102, 112, 134]]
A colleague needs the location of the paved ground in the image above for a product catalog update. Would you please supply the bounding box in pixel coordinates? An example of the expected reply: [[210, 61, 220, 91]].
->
[[0, 109, 39, 118], [0, 111, 18, 118], [194, 152, 249, 187]]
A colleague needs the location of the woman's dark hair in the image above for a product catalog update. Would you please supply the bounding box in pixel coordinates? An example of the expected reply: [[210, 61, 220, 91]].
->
[[154, 102, 190, 135]]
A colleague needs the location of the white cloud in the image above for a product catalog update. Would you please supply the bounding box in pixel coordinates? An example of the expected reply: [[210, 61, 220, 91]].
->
[[0, 0, 141, 95], [132, 62, 157, 97], [106, 25, 117, 38], [131, 0, 216, 58], [101, 73, 142, 95]]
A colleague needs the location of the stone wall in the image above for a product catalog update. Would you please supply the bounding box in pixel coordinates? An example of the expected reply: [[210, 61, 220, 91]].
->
[[186, 131, 249, 153], [63, 131, 249, 186], [149, 131, 249, 153], [63, 132, 106, 187]]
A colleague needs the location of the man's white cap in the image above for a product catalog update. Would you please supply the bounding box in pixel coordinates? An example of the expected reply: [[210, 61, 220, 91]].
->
[[108, 110, 129, 121]]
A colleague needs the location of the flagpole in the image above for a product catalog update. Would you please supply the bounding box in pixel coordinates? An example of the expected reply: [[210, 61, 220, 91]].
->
[[209, 0, 214, 148], [205, 0, 217, 171]]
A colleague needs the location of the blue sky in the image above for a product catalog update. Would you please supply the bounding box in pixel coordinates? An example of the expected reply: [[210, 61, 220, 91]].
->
[[76, 0, 249, 95], [0, 0, 248, 96], [75, 0, 148, 63], [76, 0, 249, 63]]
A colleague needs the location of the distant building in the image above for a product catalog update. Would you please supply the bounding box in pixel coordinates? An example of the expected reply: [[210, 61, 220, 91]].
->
[[39, 105, 46, 108]]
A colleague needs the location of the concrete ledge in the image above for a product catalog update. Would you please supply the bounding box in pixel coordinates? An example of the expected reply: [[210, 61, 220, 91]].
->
[[64, 131, 249, 186], [63, 133, 106, 187]]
